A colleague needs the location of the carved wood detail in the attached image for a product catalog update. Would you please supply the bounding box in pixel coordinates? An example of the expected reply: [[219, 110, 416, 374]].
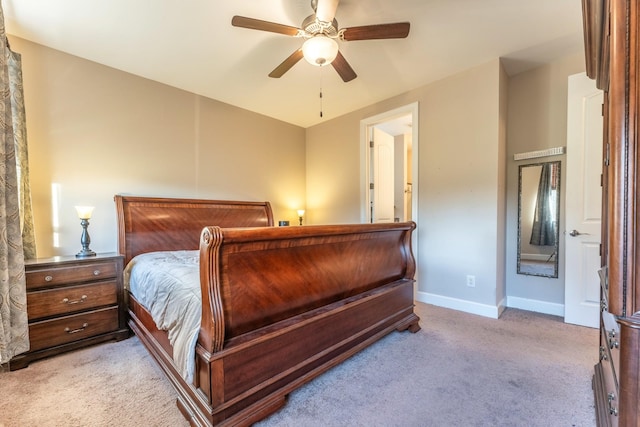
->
[[199, 226, 225, 354]]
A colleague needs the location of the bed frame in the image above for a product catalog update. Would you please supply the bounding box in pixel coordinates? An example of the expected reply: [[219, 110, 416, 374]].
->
[[115, 195, 420, 426]]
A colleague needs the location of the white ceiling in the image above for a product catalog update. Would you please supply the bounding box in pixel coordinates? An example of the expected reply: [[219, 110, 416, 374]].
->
[[3, 0, 584, 128]]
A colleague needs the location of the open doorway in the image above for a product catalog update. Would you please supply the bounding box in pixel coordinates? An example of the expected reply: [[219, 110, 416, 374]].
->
[[360, 102, 419, 278], [360, 103, 418, 224]]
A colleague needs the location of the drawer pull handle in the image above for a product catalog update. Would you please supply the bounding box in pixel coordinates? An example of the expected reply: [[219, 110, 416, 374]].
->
[[93, 270, 101, 276], [64, 323, 89, 334], [44, 275, 53, 282], [62, 295, 87, 305], [599, 346, 608, 361], [608, 392, 618, 416], [601, 299, 607, 312]]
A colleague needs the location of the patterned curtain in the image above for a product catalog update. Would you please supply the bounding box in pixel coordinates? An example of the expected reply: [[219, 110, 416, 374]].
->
[[8, 43, 36, 259], [529, 163, 557, 246], [0, 4, 29, 364]]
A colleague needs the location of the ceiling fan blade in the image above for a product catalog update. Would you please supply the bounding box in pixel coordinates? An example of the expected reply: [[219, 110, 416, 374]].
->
[[315, 0, 340, 23], [332, 51, 357, 82], [232, 16, 301, 36], [342, 22, 410, 41], [269, 49, 304, 78]]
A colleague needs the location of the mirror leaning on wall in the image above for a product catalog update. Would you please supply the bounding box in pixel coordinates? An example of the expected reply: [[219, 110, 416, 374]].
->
[[517, 160, 561, 278]]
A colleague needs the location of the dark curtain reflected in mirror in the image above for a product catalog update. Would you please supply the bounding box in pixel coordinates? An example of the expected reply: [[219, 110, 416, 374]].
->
[[517, 161, 561, 278]]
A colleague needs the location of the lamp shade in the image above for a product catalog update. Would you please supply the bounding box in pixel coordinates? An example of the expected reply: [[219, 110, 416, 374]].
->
[[297, 209, 305, 217], [75, 206, 94, 220], [302, 36, 339, 66]]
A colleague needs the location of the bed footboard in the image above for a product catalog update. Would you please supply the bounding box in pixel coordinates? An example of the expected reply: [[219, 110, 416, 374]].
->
[[187, 222, 419, 426]]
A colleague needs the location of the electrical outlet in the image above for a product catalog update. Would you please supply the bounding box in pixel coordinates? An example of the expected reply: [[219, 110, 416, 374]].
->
[[466, 275, 476, 287]]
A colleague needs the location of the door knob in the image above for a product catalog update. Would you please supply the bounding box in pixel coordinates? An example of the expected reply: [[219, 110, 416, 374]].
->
[[569, 229, 581, 237]]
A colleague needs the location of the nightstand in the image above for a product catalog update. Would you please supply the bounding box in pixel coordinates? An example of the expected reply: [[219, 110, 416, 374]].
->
[[9, 253, 129, 370]]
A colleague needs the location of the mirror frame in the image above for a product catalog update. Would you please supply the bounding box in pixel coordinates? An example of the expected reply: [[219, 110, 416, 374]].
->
[[517, 160, 561, 278]]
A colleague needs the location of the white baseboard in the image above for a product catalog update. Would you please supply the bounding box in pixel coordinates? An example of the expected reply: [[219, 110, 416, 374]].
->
[[505, 296, 564, 317], [416, 292, 564, 319], [415, 291, 505, 319]]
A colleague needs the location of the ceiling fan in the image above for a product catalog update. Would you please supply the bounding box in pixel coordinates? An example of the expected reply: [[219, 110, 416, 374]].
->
[[231, 0, 410, 82]]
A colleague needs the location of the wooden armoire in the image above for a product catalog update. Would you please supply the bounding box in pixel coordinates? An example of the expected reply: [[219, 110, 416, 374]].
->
[[583, 0, 640, 425]]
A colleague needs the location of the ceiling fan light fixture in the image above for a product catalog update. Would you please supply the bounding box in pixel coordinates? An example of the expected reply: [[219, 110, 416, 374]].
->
[[302, 36, 338, 66]]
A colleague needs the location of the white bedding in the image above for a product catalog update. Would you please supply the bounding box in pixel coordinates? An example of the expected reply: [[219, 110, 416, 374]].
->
[[123, 250, 201, 383]]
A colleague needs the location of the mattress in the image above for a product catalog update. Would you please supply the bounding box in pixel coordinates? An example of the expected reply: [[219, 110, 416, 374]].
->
[[123, 250, 200, 383]]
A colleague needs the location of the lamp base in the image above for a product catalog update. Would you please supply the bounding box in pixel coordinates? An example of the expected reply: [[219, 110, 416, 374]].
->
[[76, 248, 96, 258]]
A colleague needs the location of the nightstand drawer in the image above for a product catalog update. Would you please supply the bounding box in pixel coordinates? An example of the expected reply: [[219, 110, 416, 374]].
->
[[26, 262, 117, 290], [28, 306, 119, 352], [27, 281, 118, 320]]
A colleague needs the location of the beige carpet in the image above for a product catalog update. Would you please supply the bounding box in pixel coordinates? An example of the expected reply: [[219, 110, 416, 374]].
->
[[0, 302, 598, 426]]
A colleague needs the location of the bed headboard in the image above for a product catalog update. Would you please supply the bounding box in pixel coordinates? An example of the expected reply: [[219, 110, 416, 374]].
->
[[115, 195, 274, 265]]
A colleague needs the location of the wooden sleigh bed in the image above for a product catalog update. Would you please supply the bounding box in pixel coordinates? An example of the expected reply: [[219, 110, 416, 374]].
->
[[115, 195, 420, 426]]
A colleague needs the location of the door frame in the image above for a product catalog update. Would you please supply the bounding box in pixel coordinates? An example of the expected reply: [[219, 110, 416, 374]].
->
[[360, 102, 419, 273], [360, 102, 419, 223]]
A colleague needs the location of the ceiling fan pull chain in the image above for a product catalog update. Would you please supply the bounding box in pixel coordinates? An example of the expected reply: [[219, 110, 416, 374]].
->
[[320, 68, 324, 118]]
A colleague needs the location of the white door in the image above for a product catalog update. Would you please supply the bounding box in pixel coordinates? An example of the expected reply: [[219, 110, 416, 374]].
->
[[371, 127, 395, 223], [564, 72, 603, 328]]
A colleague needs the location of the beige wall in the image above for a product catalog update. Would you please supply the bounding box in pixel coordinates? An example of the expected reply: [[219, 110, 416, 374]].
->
[[12, 36, 306, 258], [419, 59, 506, 313], [306, 59, 507, 316], [14, 31, 586, 318], [305, 113, 362, 224], [506, 51, 585, 312]]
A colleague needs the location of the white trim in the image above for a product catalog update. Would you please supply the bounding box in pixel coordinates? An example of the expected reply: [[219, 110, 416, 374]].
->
[[415, 291, 505, 319], [513, 146, 565, 161], [506, 296, 564, 317], [415, 292, 564, 319]]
